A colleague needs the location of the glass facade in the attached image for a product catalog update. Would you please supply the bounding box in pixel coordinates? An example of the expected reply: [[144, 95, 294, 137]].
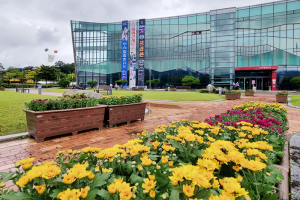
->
[[71, 0, 300, 90]]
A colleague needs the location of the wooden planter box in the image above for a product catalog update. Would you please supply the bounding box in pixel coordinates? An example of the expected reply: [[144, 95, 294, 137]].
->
[[225, 93, 237, 100], [134, 88, 144, 91], [236, 93, 241, 99], [276, 95, 288, 103], [245, 91, 254, 96], [105, 102, 146, 128], [0, 88, 4, 91], [164, 88, 176, 91], [24, 105, 106, 143]]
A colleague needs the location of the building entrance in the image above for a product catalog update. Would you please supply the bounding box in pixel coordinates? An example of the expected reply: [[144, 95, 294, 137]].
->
[[235, 77, 270, 90]]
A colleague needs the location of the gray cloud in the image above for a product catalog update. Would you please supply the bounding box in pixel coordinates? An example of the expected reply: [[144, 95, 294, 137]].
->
[[0, 0, 276, 68]]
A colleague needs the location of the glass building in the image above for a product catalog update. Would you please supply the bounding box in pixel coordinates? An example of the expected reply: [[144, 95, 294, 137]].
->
[[71, 0, 300, 90]]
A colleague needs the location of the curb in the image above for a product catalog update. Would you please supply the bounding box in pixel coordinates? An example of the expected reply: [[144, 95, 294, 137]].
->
[[0, 132, 28, 143], [287, 96, 300, 109], [143, 98, 226, 103], [290, 132, 300, 200]]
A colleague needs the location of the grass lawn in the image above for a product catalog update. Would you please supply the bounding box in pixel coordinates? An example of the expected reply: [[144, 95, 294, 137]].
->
[[43, 88, 225, 101], [290, 95, 300, 107], [0, 91, 59, 136], [111, 90, 225, 101]]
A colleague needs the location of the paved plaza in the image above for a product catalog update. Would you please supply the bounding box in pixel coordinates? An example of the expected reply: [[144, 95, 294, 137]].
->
[[1, 94, 300, 191]]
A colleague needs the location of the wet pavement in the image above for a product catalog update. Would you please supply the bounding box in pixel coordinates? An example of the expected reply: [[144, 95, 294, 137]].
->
[[1, 94, 300, 191]]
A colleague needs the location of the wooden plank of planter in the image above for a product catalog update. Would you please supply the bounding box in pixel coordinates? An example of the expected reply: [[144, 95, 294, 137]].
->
[[105, 102, 146, 128], [24, 105, 106, 143], [274, 140, 289, 200]]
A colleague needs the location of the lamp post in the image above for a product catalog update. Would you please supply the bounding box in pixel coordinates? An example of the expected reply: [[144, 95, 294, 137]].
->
[[149, 66, 151, 90]]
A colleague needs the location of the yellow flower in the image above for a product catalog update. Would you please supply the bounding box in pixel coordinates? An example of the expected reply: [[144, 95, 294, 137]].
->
[[80, 186, 90, 199], [22, 163, 33, 170], [88, 171, 95, 180], [148, 174, 155, 180], [150, 190, 156, 198], [183, 184, 195, 197], [138, 165, 143, 171], [36, 184, 46, 194], [68, 149, 73, 154], [63, 173, 76, 184], [57, 188, 81, 200], [42, 165, 61, 179], [168, 161, 174, 167], [102, 168, 113, 173], [172, 181, 178, 186], [107, 183, 117, 194], [95, 166, 100, 172], [232, 165, 239, 172], [142, 178, 156, 193], [16, 176, 30, 187], [0, 181, 6, 188], [14, 162, 21, 168], [161, 156, 168, 164]]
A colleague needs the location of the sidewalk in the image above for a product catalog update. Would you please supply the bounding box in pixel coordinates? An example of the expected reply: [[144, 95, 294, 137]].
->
[[1, 94, 300, 190]]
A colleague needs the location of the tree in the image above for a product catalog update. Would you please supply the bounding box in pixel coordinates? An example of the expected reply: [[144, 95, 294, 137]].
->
[[57, 63, 75, 74], [0, 63, 5, 78], [290, 77, 300, 89], [115, 80, 128, 85], [58, 78, 70, 88], [4, 72, 17, 84], [182, 76, 200, 86], [55, 61, 65, 68], [37, 65, 57, 85], [66, 73, 76, 82], [6, 66, 19, 73], [87, 80, 98, 88], [146, 79, 160, 88]]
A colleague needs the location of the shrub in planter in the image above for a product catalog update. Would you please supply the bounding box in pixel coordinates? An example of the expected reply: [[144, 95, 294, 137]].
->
[[225, 90, 240, 100], [245, 89, 254, 96], [98, 94, 145, 128], [87, 80, 98, 88], [276, 90, 288, 103], [199, 89, 209, 93], [1, 101, 287, 200]]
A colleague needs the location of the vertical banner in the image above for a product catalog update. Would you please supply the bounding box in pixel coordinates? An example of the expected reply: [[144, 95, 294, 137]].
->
[[129, 20, 136, 88], [138, 19, 145, 87], [121, 20, 128, 87], [48, 55, 55, 62]]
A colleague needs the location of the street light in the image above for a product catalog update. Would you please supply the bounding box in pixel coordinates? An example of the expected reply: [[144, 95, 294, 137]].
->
[[149, 66, 152, 90]]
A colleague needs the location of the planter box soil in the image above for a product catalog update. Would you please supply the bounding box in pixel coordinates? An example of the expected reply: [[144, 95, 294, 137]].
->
[[105, 102, 146, 128], [24, 105, 106, 143], [276, 95, 288, 103], [245, 92, 254, 96]]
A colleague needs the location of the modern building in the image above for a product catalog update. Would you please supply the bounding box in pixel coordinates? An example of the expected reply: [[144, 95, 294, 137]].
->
[[71, 0, 300, 90]]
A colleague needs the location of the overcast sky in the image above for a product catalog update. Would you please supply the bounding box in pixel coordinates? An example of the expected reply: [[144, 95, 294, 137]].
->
[[0, 0, 275, 69]]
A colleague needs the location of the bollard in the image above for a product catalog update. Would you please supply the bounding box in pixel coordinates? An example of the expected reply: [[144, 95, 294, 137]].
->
[[168, 87, 170, 91], [219, 87, 222, 96], [38, 84, 42, 94]]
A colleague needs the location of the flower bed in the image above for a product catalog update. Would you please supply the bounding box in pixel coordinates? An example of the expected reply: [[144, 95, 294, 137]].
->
[[0, 101, 287, 200]]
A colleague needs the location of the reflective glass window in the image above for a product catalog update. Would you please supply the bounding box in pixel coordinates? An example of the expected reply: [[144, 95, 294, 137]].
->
[[262, 5, 273, 15]]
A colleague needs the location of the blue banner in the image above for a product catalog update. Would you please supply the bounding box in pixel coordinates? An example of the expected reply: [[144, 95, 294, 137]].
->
[[121, 20, 128, 87], [138, 19, 145, 87]]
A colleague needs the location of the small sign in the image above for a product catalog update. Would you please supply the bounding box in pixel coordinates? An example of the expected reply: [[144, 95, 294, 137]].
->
[[37, 115, 43, 118], [252, 80, 255, 85]]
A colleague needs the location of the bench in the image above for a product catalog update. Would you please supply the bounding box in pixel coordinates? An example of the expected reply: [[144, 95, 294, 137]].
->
[[176, 86, 191, 91], [132, 87, 144, 91], [16, 85, 29, 93], [94, 85, 112, 95]]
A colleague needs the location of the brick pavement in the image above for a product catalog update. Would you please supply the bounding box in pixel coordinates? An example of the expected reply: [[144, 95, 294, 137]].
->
[[1, 94, 300, 191]]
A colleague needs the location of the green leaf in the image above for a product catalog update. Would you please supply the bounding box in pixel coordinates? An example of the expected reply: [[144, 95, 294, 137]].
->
[[148, 154, 159, 160], [90, 172, 111, 189], [0, 192, 32, 200], [168, 140, 184, 152], [97, 189, 113, 200], [129, 174, 144, 185], [169, 188, 181, 200], [85, 190, 98, 200], [0, 172, 14, 182], [126, 161, 133, 174], [49, 189, 63, 198], [261, 193, 278, 200], [194, 149, 204, 157]]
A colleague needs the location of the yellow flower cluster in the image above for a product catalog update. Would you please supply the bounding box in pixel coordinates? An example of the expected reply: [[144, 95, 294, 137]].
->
[[234, 101, 287, 112], [81, 146, 101, 153], [63, 163, 93, 185], [142, 178, 156, 193], [16, 161, 61, 187], [219, 177, 249, 198], [202, 140, 267, 172], [17, 157, 35, 170], [107, 178, 133, 200], [57, 187, 90, 200], [192, 122, 212, 129]]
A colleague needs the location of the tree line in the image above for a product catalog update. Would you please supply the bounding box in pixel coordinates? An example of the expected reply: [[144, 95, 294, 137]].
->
[[0, 62, 75, 87]]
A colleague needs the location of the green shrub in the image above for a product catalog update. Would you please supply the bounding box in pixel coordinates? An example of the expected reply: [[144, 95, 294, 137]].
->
[[290, 77, 300, 88], [98, 94, 142, 105], [182, 76, 200, 86], [246, 89, 254, 92], [25, 98, 98, 111], [87, 80, 98, 88], [277, 90, 289, 95], [226, 90, 241, 93], [58, 79, 70, 88], [199, 89, 209, 93], [62, 93, 87, 100], [115, 80, 128, 85]]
